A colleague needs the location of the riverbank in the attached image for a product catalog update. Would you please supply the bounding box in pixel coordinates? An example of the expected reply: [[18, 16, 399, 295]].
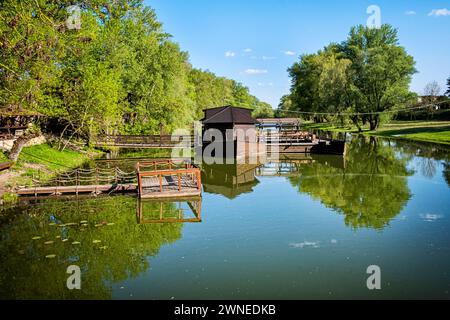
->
[[0, 143, 101, 200], [304, 120, 450, 145]]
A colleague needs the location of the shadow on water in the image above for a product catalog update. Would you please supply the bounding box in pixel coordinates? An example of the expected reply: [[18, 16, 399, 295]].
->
[[0, 196, 201, 299]]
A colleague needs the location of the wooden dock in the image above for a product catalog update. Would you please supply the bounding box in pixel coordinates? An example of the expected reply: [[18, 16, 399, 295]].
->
[[17, 184, 138, 197], [136, 160, 202, 199], [15, 160, 203, 200], [261, 132, 346, 155]]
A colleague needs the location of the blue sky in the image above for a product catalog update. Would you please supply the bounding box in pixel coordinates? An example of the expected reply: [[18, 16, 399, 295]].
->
[[146, 0, 450, 108]]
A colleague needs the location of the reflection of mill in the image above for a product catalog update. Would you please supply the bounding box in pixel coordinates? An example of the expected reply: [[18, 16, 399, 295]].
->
[[256, 154, 346, 176], [201, 155, 346, 199], [201, 163, 261, 199], [136, 197, 202, 224]]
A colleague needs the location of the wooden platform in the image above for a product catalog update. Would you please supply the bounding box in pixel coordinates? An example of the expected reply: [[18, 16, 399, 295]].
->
[[136, 160, 202, 199]]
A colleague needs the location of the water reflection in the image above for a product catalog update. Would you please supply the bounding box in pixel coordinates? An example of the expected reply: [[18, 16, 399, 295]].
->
[[288, 136, 413, 229], [201, 163, 260, 199], [0, 196, 184, 299], [200, 136, 414, 230], [444, 162, 450, 187], [136, 198, 202, 224]]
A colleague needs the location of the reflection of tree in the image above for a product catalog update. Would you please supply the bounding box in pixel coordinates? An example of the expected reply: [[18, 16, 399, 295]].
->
[[0, 196, 182, 299], [420, 158, 437, 179], [444, 162, 450, 187], [289, 137, 413, 229]]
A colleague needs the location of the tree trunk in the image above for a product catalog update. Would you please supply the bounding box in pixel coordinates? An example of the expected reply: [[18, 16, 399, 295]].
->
[[369, 116, 379, 131], [8, 133, 39, 162]]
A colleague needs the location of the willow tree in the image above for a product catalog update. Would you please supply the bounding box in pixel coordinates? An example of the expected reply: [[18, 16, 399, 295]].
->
[[339, 25, 417, 130], [285, 24, 417, 130]]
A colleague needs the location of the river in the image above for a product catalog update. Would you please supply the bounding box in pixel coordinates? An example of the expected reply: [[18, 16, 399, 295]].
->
[[1, 135, 449, 299]]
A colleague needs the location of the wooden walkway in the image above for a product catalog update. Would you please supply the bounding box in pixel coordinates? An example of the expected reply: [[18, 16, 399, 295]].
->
[[16, 160, 203, 200], [96, 135, 194, 149], [17, 184, 137, 197]]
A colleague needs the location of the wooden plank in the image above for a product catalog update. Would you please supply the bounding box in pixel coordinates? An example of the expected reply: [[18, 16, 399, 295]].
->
[[140, 190, 201, 199]]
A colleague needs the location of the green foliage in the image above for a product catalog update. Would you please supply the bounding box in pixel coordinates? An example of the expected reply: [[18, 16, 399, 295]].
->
[[0, 1, 269, 140], [0, 151, 8, 162], [252, 102, 274, 118], [188, 68, 271, 120], [284, 24, 417, 130]]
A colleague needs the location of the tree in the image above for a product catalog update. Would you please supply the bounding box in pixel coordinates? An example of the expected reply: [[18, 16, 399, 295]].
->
[[424, 81, 441, 98], [285, 24, 417, 131], [340, 25, 417, 130], [1, 0, 270, 146], [252, 102, 274, 118], [446, 77, 450, 97]]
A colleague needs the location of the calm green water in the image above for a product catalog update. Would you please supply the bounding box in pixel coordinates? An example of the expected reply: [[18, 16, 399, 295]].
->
[[1, 136, 450, 299]]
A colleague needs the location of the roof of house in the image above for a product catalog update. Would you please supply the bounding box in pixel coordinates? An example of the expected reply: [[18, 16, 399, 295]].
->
[[202, 106, 258, 125]]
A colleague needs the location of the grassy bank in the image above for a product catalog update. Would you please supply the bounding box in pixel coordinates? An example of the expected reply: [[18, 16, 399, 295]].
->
[[303, 120, 450, 145], [1, 143, 102, 199]]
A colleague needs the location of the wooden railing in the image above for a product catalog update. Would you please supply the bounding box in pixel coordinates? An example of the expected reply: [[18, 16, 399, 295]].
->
[[137, 198, 202, 224], [136, 160, 202, 198]]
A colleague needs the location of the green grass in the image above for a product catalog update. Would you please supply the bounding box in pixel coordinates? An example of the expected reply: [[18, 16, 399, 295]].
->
[[8, 144, 100, 187], [303, 120, 450, 145], [0, 151, 8, 162]]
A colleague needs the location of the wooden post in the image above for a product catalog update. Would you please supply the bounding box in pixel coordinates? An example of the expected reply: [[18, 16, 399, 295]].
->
[[76, 169, 79, 196], [196, 170, 202, 191], [178, 173, 181, 191], [95, 168, 99, 194]]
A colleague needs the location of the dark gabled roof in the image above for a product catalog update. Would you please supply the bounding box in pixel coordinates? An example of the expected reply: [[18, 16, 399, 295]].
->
[[202, 106, 258, 125]]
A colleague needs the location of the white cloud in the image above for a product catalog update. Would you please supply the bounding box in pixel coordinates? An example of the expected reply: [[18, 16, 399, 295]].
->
[[420, 213, 444, 222], [244, 69, 268, 75], [289, 241, 320, 249], [225, 51, 236, 58], [428, 8, 450, 16], [244, 48, 253, 53], [283, 50, 296, 56], [405, 10, 416, 15]]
